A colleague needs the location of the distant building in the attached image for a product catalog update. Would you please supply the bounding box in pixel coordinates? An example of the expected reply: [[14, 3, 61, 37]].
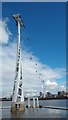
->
[[39, 92, 44, 97], [52, 94, 57, 98], [61, 91, 66, 96], [46, 92, 52, 98], [58, 91, 62, 96], [58, 91, 66, 97], [66, 92, 68, 97], [47, 92, 52, 96], [39, 91, 67, 99]]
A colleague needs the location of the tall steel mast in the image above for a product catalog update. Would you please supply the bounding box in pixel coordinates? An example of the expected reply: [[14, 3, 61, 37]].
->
[[11, 14, 25, 112]]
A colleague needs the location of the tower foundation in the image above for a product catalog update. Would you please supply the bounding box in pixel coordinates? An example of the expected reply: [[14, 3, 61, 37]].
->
[[11, 102, 25, 112]]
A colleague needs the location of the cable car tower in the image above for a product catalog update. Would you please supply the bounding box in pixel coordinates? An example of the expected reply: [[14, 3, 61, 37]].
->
[[11, 14, 25, 112]]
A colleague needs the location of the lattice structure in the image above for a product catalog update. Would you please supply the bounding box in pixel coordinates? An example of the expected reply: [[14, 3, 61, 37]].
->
[[11, 14, 25, 112]]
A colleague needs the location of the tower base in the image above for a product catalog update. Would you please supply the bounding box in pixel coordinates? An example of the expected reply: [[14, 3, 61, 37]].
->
[[11, 102, 25, 112]]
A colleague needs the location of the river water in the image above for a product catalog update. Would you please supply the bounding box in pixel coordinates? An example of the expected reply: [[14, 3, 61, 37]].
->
[[0, 99, 68, 119]]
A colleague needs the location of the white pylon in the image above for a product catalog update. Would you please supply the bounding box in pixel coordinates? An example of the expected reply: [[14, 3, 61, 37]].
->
[[28, 97, 30, 108], [11, 14, 25, 112], [33, 98, 35, 108], [36, 98, 39, 108]]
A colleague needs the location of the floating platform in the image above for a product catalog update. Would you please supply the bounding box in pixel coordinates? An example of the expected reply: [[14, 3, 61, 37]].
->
[[1, 106, 68, 110], [43, 106, 68, 110]]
